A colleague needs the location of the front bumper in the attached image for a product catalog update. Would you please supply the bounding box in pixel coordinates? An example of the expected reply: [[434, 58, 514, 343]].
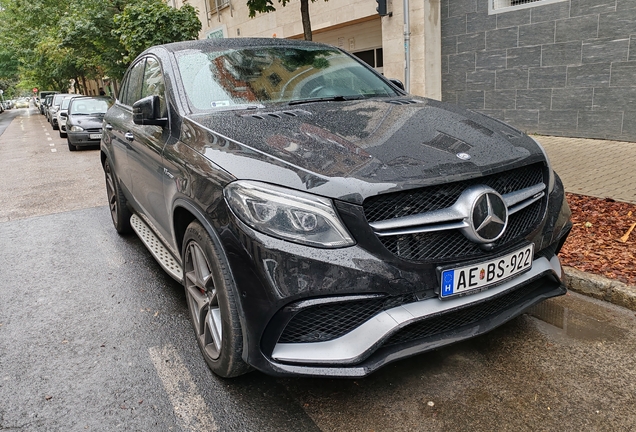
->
[[67, 132, 102, 147], [214, 176, 571, 377]]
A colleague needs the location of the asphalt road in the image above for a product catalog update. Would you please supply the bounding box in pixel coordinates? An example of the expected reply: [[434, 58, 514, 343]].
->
[[1, 107, 636, 431], [0, 107, 21, 136]]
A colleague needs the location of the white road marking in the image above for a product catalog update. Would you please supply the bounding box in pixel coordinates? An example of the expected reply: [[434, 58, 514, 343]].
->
[[47, 137, 52, 141], [148, 345, 218, 431], [49, 143, 54, 147], [45, 132, 50, 136], [51, 149, 57, 153]]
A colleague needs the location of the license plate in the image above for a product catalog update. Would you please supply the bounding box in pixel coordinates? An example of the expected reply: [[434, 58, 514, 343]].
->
[[89, 133, 102, 140], [439, 244, 534, 299]]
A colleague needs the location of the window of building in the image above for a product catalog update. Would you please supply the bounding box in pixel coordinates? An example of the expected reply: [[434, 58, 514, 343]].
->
[[352, 48, 383, 71], [209, 0, 230, 14], [490, 0, 567, 13]]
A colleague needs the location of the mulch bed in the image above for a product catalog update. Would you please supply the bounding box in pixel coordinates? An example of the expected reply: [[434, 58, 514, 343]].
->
[[559, 193, 636, 286]]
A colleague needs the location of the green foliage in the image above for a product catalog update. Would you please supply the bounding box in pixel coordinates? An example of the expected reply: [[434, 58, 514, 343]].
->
[[0, 0, 202, 93], [113, 0, 201, 65], [0, 50, 20, 80], [246, 0, 291, 18]]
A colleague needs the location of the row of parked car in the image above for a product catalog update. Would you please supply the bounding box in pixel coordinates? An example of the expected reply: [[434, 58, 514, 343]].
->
[[0, 97, 31, 112], [39, 92, 113, 151]]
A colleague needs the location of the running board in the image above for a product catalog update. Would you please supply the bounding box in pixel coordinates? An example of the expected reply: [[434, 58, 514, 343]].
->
[[130, 214, 183, 283]]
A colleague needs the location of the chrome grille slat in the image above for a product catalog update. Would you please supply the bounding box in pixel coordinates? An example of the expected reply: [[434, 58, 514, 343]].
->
[[362, 163, 546, 262], [370, 183, 545, 236]]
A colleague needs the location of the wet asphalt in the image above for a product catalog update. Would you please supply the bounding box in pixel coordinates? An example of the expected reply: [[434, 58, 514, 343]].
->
[[1, 107, 636, 431]]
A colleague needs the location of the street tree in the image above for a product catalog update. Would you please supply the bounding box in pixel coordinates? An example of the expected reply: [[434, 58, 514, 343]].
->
[[246, 0, 326, 41], [59, 0, 130, 84], [0, 0, 202, 94], [113, 0, 201, 66]]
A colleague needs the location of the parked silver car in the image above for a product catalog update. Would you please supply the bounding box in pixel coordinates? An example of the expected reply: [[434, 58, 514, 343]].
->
[[56, 95, 84, 138], [47, 93, 74, 129]]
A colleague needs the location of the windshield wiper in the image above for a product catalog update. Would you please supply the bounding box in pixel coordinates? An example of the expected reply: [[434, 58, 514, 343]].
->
[[288, 95, 364, 106]]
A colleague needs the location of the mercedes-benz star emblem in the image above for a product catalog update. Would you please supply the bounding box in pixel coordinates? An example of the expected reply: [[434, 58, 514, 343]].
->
[[470, 191, 508, 243]]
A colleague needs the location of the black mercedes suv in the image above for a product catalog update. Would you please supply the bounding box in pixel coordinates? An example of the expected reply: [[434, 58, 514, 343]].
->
[[101, 38, 571, 378]]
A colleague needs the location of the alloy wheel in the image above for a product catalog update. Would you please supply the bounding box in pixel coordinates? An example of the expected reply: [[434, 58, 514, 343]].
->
[[185, 241, 222, 360], [104, 164, 118, 224]]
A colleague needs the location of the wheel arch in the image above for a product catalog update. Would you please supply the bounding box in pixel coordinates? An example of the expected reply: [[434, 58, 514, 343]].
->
[[100, 150, 107, 168], [172, 198, 250, 359]]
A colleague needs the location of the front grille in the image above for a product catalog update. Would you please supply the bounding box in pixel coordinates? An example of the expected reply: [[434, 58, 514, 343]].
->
[[279, 294, 418, 344], [383, 277, 548, 347], [363, 163, 546, 262], [363, 163, 543, 223], [378, 199, 543, 262], [86, 128, 102, 133]]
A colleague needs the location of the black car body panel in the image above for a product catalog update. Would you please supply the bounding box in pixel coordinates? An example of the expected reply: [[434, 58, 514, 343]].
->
[[185, 99, 542, 204], [101, 38, 571, 378]]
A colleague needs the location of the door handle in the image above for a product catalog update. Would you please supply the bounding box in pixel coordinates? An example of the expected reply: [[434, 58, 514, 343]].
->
[[105, 124, 113, 130], [124, 132, 134, 141]]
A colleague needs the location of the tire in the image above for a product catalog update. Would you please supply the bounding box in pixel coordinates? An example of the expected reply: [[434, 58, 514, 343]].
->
[[103, 158, 132, 234], [67, 140, 76, 151], [182, 221, 250, 378], [60, 131, 67, 138], [52, 122, 58, 131]]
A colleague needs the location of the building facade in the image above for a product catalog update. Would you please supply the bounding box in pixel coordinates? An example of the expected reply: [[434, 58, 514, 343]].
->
[[177, 0, 442, 99], [441, 0, 636, 141], [173, 0, 636, 142]]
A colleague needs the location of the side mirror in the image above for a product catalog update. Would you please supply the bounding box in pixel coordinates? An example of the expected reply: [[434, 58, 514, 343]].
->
[[389, 79, 405, 91], [133, 95, 167, 127]]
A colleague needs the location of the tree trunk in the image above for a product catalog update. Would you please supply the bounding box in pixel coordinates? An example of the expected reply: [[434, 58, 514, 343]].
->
[[300, 0, 312, 41], [80, 76, 88, 95]]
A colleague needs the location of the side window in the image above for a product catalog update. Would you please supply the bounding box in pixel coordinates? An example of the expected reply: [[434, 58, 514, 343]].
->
[[117, 76, 128, 103], [141, 57, 167, 116], [121, 59, 146, 106]]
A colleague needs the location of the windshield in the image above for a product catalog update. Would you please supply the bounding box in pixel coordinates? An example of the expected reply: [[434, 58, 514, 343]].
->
[[61, 98, 74, 110], [175, 46, 398, 111], [52, 94, 68, 106], [69, 98, 112, 115]]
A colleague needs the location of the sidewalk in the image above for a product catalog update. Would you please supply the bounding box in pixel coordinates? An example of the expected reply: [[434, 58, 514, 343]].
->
[[533, 135, 636, 311], [536, 135, 636, 204]]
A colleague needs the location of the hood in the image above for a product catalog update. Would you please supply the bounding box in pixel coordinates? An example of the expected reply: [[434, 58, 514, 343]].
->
[[184, 98, 545, 204], [69, 114, 105, 128]]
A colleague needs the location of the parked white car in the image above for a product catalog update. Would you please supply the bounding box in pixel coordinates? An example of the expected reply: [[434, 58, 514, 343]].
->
[[56, 95, 84, 138]]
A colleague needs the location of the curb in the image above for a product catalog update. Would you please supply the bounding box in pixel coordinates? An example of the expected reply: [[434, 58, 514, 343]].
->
[[563, 266, 636, 312]]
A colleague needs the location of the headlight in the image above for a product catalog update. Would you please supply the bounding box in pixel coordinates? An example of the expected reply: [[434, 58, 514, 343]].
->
[[224, 181, 355, 248], [531, 137, 555, 193], [70, 125, 84, 132]]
